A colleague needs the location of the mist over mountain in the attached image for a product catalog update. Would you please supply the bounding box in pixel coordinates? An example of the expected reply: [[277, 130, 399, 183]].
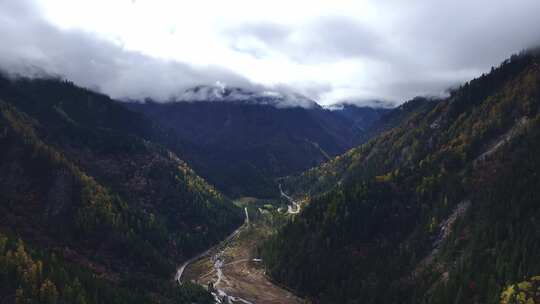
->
[[170, 85, 321, 109], [2, 0, 540, 105]]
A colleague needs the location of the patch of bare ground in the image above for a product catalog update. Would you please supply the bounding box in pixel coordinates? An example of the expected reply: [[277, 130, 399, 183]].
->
[[184, 224, 303, 304]]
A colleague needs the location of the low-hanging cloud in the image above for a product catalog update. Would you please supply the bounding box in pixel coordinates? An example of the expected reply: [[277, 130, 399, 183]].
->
[[0, 0, 253, 101], [1, 0, 540, 106]]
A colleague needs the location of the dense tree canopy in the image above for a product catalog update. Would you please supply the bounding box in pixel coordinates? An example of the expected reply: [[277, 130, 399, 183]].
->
[[0, 76, 243, 302], [263, 50, 540, 303]]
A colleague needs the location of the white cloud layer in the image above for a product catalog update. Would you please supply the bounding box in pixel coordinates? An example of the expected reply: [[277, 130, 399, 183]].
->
[[1, 0, 540, 106]]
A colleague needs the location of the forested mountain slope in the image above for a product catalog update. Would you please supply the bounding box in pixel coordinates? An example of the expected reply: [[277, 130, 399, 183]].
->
[[127, 97, 390, 198], [279, 96, 438, 197], [262, 50, 540, 304], [0, 75, 243, 303]]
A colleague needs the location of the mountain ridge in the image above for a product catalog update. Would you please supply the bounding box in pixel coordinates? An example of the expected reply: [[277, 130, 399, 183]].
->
[[0, 74, 242, 303], [262, 49, 540, 304], [132, 84, 322, 109], [127, 97, 392, 197]]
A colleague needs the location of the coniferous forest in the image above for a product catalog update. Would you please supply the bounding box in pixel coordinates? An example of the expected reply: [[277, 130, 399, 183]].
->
[[0, 75, 242, 303], [262, 50, 540, 304]]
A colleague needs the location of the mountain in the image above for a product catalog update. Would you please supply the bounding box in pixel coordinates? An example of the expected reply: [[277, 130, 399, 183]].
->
[[0, 75, 243, 303], [328, 102, 391, 132], [330, 100, 429, 145], [172, 85, 320, 109], [279, 96, 439, 196], [127, 88, 391, 198], [262, 50, 540, 303]]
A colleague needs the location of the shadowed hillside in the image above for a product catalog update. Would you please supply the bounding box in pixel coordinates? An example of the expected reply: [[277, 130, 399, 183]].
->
[[128, 97, 390, 198], [0, 75, 243, 303]]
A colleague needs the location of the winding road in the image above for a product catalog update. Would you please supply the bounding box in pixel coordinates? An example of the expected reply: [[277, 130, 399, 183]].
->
[[279, 183, 301, 214], [175, 207, 249, 284]]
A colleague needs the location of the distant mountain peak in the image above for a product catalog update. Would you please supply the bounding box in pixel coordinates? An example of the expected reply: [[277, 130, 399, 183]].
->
[[175, 84, 321, 109], [325, 100, 394, 111]]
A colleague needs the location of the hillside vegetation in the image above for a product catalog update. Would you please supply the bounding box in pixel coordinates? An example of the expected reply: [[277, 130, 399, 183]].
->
[[0, 76, 243, 303], [262, 50, 540, 303], [127, 99, 390, 198]]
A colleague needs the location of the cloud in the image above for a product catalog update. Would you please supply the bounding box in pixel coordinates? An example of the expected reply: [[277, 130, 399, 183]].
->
[[0, 0, 253, 101], [220, 0, 540, 105], [1, 0, 540, 106], [224, 23, 291, 59], [225, 17, 382, 63]]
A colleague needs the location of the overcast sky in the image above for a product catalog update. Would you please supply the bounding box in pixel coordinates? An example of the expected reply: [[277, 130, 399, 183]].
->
[[1, 0, 539, 106]]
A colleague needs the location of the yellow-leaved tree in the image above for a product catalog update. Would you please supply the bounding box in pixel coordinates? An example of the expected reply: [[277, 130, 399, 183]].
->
[[500, 276, 540, 304]]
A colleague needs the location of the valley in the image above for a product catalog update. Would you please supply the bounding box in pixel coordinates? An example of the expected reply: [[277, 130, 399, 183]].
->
[[127, 100, 389, 198], [180, 198, 304, 304]]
